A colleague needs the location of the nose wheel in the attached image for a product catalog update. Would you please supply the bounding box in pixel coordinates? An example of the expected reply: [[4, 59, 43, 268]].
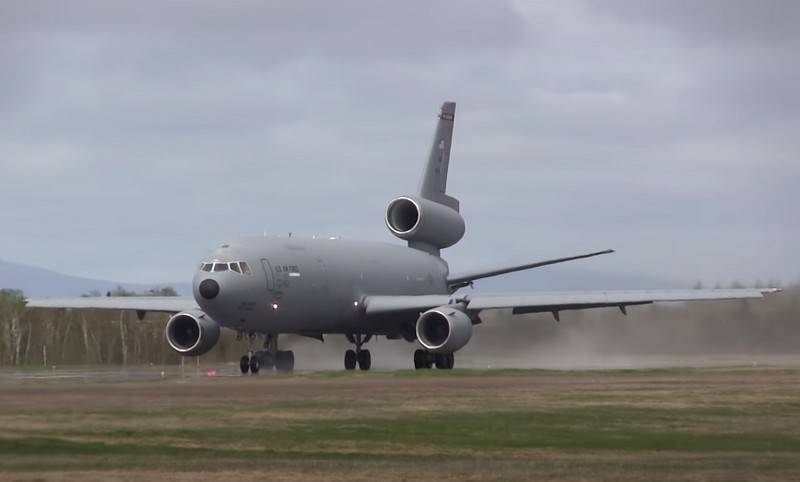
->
[[345, 334, 372, 371], [239, 333, 294, 374]]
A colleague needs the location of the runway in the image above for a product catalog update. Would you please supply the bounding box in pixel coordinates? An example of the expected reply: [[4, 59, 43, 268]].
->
[[1, 353, 798, 385]]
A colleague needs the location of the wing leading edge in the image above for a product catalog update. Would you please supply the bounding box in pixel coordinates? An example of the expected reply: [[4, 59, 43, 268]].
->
[[447, 249, 614, 290], [26, 296, 198, 314], [364, 288, 781, 317]]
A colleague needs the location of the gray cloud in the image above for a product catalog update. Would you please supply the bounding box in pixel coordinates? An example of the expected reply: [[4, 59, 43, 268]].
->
[[0, 0, 797, 286]]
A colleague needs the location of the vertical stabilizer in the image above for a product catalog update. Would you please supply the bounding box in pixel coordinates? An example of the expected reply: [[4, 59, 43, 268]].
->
[[419, 102, 459, 211]]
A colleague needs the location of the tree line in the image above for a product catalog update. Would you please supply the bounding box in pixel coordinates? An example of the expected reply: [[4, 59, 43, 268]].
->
[[0, 286, 242, 367]]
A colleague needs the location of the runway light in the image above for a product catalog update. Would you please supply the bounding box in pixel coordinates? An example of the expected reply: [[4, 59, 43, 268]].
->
[[271, 302, 279, 311]]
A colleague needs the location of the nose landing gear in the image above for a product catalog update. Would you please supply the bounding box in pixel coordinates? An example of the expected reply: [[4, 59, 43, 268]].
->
[[345, 334, 372, 371], [239, 333, 294, 374]]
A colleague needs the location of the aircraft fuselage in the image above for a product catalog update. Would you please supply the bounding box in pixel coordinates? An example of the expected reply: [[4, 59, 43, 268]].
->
[[193, 236, 450, 336]]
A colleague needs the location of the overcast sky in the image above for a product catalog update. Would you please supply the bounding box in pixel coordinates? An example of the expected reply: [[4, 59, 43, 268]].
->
[[1, 0, 797, 287]]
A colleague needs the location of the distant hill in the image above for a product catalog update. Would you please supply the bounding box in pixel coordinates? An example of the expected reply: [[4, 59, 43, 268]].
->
[[0, 259, 191, 298]]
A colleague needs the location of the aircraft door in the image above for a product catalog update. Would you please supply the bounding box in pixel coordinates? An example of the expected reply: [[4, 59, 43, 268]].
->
[[260, 259, 275, 291]]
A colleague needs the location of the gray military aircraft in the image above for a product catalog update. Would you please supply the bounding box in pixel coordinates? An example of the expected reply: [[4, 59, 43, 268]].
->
[[28, 102, 781, 373]]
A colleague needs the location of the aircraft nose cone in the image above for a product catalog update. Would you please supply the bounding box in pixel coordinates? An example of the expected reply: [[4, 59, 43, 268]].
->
[[199, 279, 220, 300]]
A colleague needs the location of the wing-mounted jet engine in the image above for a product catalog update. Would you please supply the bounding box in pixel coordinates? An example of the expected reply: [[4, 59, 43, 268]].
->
[[415, 304, 473, 353], [165, 311, 220, 356]]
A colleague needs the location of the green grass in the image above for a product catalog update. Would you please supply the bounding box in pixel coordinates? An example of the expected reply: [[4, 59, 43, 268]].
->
[[6, 404, 800, 456], [2, 367, 800, 479]]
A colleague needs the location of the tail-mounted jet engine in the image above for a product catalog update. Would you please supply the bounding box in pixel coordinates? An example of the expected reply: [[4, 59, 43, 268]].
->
[[415, 306, 473, 353], [165, 311, 220, 356], [385, 196, 465, 249]]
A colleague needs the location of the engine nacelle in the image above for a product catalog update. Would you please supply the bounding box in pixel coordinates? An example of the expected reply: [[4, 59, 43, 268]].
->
[[165, 311, 220, 356], [416, 306, 473, 353], [385, 196, 465, 249]]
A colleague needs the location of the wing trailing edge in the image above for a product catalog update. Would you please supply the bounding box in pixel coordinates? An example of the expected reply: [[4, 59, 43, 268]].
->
[[364, 288, 781, 317]]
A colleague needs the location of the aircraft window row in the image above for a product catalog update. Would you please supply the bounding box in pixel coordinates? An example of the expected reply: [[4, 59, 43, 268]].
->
[[200, 261, 252, 275]]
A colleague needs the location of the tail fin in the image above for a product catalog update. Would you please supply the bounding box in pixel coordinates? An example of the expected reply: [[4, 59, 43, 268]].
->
[[419, 102, 460, 211]]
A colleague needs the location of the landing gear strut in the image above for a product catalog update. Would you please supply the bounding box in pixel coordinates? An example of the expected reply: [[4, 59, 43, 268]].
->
[[240, 333, 294, 374], [414, 349, 454, 370], [345, 334, 372, 371]]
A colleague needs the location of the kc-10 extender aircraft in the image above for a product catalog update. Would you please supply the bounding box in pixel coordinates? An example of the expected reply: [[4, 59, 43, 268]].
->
[[28, 102, 781, 373]]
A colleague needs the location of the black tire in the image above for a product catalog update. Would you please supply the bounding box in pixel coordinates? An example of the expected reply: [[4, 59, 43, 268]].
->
[[447, 353, 455, 369], [249, 355, 261, 374], [262, 351, 275, 370], [435, 353, 448, 369], [344, 349, 357, 370], [276, 350, 295, 372], [357, 349, 371, 371], [240, 355, 250, 374], [424, 351, 434, 369], [414, 349, 426, 369]]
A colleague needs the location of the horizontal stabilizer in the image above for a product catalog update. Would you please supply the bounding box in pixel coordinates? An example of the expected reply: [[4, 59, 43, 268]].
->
[[447, 249, 614, 290]]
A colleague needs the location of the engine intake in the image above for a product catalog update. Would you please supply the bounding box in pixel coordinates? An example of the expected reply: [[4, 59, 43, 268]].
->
[[416, 306, 473, 353], [165, 311, 220, 356], [386, 196, 465, 249]]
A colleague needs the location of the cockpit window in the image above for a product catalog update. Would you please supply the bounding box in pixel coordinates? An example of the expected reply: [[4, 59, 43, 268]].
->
[[201, 260, 252, 275]]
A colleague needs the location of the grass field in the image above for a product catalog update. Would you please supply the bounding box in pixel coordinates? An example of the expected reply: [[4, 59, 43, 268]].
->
[[1, 366, 799, 481]]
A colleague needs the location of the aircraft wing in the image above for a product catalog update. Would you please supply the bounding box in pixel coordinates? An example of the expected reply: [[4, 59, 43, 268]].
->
[[446, 249, 614, 290], [26, 296, 198, 314], [364, 289, 780, 317]]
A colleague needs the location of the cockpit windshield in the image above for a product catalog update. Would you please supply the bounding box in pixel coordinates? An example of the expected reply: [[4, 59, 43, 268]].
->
[[199, 261, 252, 276]]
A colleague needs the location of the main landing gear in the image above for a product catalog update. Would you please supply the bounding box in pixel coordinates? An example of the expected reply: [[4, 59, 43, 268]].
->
[[240, 333, 295, 374], [414, 349, 455, 370], [344, 334, 372, 371]]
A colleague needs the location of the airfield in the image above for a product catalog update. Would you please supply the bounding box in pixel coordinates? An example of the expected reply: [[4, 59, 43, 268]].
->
[[1, 360, 799, 482]]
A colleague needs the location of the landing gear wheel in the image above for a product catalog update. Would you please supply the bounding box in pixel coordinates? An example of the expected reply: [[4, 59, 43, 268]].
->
[[261, 351, 275, 371], [435, 353, 454, 370], [344, 350, 357, 370], [414, 349, 427, 370], [240, 355, 250, 374], [357, 349, 371, 371], [276, 350, 295, 372], [345, 334, 374, 372], [249, 354, 261, 374]]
